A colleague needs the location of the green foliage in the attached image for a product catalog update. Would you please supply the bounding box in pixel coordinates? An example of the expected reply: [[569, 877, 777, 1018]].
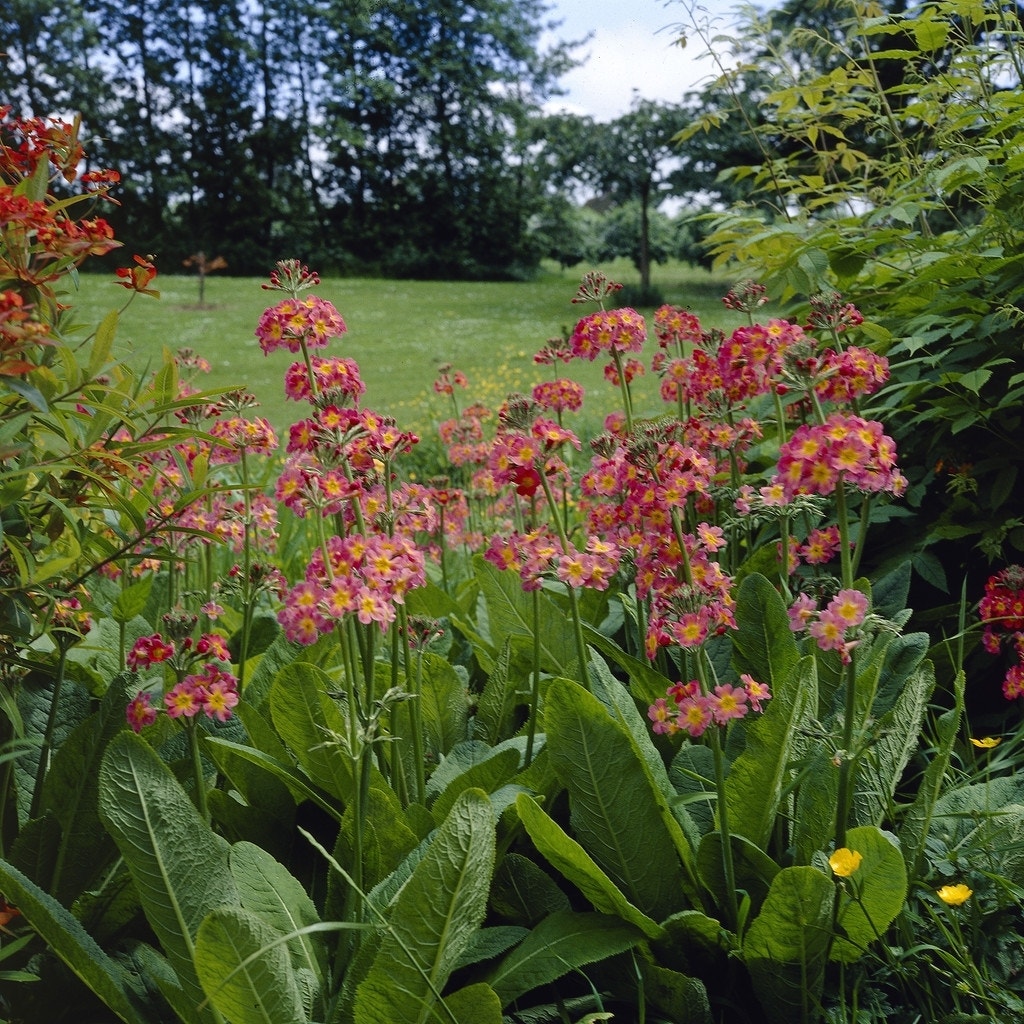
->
[[99, 731, 239, 1020], [692, 0, 1024, 584], [353, 789, 496, 1024], [743, 867, 835, 1024]]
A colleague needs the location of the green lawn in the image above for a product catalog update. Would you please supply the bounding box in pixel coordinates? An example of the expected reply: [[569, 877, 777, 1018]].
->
[[68, 259, 743, 440]]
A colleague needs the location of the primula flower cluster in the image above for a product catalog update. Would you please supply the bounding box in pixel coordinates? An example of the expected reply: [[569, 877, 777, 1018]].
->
[[649, 674, 771, 738], [788, 587, 870, 663], [773, 414, 906, 499], [570, 307, 646, 363], [979, 565, 1024, 700], [254, 294, 346, 355], [485, 530, 620, 592], [279, 532, 425, 643], [125, 627, 238, 732]]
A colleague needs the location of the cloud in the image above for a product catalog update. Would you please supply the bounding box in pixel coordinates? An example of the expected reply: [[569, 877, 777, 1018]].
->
[[543, 23, 715, 121]]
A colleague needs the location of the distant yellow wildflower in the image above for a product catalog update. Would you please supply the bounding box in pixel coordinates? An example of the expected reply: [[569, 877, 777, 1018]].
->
[[828, 848, 863, 877], [969, 736, 1001, 749], [936, 883, 972, 906]]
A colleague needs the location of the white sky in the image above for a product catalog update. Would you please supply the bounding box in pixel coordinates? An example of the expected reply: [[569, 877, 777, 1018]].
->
[[541, 0, 743, 121]]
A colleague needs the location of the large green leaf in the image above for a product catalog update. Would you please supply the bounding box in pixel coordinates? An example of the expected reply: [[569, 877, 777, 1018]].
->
[[543, 678, 690, 919], [204, 737, 341, 821], [486, 910, 643, 1007], [743, 866, 835, 1024], [636, 960, 713, 1024], [725, 655, 818, 849], [0, 858, 147, 1024], [730, 573, 801, 691], [515, 793, 665, 940], [337, 783, 420, 892], [229, 842, 326, 1014], [195, 905, 306, 1024], [16, 674, 91, 822], [473, 638, 521, 745], [900, 670, 964, 873], [586, 658, 702, 885], [39, 674, 130, 903], [269, 662, 355, 803], [792, 746, 840, 865], [474, 556, 578, 679], [582, 624, 675, 708], [854, 661, 935, 826], [98, 731, 239, 1020], [830, 826, 907, 963], [417, 651, 470, 758], [696, 832, 780, 917], [490, 852, 571, 926], [431, 745, 520, 824], [353, 788, 496, 1024], [442, 982, 503, 1024]]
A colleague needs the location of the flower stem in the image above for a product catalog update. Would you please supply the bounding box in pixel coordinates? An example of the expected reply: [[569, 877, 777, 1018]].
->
[[187, 719, 210, 821], [525, 588, 542, 766], [538, 468, 590, 690]]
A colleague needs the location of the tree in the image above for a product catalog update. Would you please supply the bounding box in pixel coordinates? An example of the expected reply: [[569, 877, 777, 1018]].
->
[[318, 0, 577, 277], [684, 0, 1024, 598], [592, 97, 684, 296]]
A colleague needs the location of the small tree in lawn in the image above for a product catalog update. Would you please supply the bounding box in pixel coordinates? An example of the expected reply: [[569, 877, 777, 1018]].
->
[[183, 251, 227, 305]]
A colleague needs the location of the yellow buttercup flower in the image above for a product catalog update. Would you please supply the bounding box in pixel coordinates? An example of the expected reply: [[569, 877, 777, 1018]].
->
[[937, 883, 972, 906], [969, 736, 1001, 749], [828, 848, 863, 877]]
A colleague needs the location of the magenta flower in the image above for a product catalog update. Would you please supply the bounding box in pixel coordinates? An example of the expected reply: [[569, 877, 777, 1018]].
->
[[126, 691, 158, 733], [127, 634, 176, 670], [828, 589, 869, 629], [254, 295, 346, 355], [709, 683, 749, 724], [165, 680, 202, 719]]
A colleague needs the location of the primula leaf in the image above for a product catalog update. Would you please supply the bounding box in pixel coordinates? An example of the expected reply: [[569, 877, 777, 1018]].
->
[[195, 905, 305, 1024], [582, 624, 675, 707], [442, 982, 504, 1024], [490, 852, 571, 926], [730, 573, 801, 692], [831, 826, 907, 963], [474, 637, 521, 745], [743, 866, 834, 1024], [543, 678, 690, 919], [453, 926, 529, 971], [337, 783, 420, 893], [474, 556, 579, 680], [229, 842, 326, 1012], [635, 961, 713, 1024], [696, 832, 780, 917], [353, 788, 496, 1024], [515, 793, 665, 940], [486, 910, 643, 1007], [725, 655, 818, 849], [854, 661, 935, 826], [417, 651, 470, 758], [38, 674, 130, 903], [793, 745, 840, 864], [0, 858, 148, 1024], [901, 671, 964, 874], [98, 731, 239, 1020], [269, 661, 356, 803], [431, 745, 520, 824]]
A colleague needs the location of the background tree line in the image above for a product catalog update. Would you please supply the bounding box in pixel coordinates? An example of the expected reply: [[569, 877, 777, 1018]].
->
[[0, 0, 701, 281], [3, 0, 1022, 290]]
